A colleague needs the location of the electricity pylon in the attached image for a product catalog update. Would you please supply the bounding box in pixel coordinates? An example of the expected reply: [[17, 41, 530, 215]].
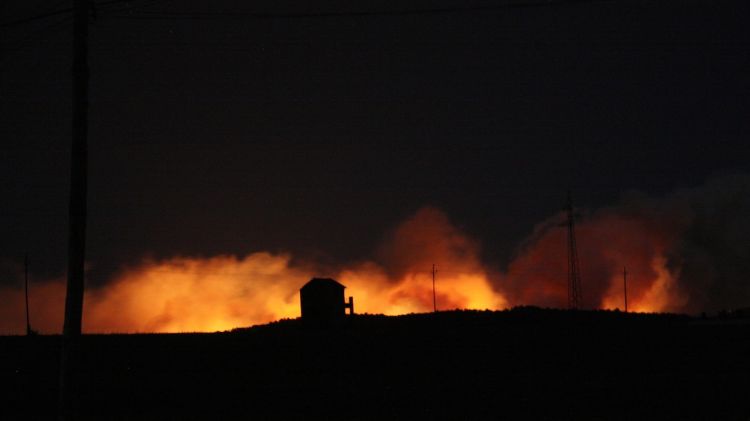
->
[[565, 192, 583, 310]]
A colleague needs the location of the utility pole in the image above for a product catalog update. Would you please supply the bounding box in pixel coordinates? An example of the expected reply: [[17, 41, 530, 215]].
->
[[25, 255, 32, 335], [565, 192, 583, 310], [59, 0, 89, 418], [623, 266, 628, 313], [432, 264, 437, 312]]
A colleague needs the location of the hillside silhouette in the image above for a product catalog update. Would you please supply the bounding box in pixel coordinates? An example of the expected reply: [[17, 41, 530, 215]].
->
[[3, 308, 749, 420]]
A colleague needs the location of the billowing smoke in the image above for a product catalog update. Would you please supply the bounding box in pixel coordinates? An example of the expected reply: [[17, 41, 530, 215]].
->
[[0, 207, 503, 333], [503, 196, 685, 312], [340, 207, 506, 315], [2, 175, 749, 334], [503, 174, 750, 313], [0, 278, 66, 334], [83, 253, 311, 333]]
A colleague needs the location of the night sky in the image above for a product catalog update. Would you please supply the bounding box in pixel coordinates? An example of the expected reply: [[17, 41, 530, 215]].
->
[[2, 0, 749, 288]]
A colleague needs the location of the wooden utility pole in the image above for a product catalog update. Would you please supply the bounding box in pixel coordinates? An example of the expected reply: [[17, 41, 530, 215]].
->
[[623, 266, 628, 313], [59, 0, 89, 418], [432, 264, 437, 312], [25, 255, 31, 335]]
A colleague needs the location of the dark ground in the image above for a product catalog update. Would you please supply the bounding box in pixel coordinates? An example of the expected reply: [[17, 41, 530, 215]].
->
[[2, 308, 749, 420]]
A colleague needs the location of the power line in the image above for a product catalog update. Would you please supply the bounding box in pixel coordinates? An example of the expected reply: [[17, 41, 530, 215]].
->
[[3, 0, 622, 28], [104, 0, 619, 21], [0, 6, 73, 29], [0, 14, 73, 58], [0, 0, 154, 28]]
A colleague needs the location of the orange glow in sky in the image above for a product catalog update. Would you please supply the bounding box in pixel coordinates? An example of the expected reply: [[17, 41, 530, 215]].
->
[[0, 206, 694, 334]]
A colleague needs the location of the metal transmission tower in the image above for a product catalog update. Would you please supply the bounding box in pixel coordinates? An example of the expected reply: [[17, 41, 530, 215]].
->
[[565, 193, 583, 310], [432, 264, 437, 312]]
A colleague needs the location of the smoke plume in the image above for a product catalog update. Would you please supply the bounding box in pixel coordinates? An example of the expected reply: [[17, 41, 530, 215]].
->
[[503, 174, 750, 313], [2, 175, 749, 334]]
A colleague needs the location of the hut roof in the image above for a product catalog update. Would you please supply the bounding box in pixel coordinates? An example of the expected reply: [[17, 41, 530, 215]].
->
[[300, 278, 346, 291]]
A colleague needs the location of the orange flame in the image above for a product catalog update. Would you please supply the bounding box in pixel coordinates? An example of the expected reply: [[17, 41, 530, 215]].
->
[[84, 253, 309, 333], [0, 205, 697, 334], [0, 207, 508, 334], [505, 208, 688, 314]]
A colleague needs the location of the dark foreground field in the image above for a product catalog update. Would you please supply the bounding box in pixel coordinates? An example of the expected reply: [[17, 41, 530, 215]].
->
[[2, 308, 749, 420]]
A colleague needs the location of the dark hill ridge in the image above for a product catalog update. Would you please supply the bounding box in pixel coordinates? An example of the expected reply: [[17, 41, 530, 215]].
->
[[2, 309, 749, 420]]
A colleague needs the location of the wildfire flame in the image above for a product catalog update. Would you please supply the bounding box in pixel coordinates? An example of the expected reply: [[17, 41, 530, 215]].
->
[[5, 173, 748, 336], [0, 208, 507, 333]]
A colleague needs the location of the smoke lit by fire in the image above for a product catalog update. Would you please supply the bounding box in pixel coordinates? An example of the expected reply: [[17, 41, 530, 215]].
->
[[2, 175, 749, 334], [1, 208, 506, 333]]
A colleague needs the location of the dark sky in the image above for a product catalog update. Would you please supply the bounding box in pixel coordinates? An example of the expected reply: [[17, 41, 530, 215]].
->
[[2, 0, 749, 285]]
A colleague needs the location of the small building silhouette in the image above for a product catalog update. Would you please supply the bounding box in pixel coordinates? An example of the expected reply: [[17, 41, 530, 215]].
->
[[300, 278, 354, 323]]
